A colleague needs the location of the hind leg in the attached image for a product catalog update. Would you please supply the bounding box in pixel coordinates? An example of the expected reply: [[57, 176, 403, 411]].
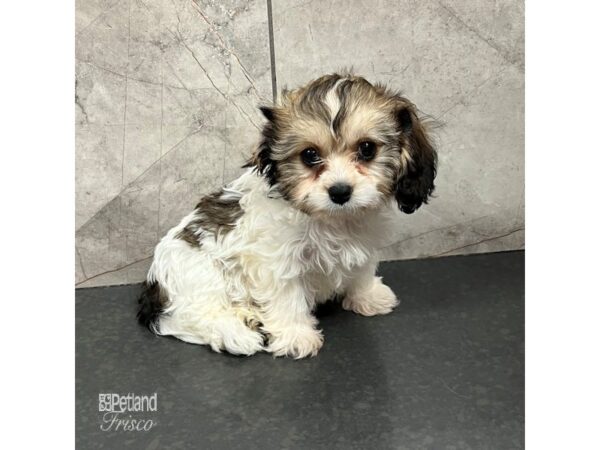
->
[[158, 307, 265, 356], [147, 240, 264, 355]]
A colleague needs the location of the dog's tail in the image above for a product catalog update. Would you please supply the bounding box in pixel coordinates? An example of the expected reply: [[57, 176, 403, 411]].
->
[[137, 281, 167, 332]]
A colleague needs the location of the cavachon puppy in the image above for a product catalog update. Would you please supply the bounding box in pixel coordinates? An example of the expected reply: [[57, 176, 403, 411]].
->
[[138, 72, 437, 358]]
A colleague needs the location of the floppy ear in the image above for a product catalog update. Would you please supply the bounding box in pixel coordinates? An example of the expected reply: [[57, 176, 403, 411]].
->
[[394, 102, 437, 214], [244, 106, 279, 186]]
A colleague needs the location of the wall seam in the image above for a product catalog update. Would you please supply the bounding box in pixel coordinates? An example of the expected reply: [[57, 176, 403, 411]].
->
[[266, 0, 277, 102]]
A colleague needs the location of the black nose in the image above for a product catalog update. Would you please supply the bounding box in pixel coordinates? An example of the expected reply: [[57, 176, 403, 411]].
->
[[328, 183, 353, 205]]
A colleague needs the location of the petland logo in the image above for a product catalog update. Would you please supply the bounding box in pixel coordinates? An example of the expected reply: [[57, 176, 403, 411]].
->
[[98, 393, 158, 432]]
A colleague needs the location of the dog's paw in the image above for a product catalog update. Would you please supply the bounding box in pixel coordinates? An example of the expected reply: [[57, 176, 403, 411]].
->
[[342, 277, 399, 316], [219, 323, 265, 356], [266, 325, 324, 359]]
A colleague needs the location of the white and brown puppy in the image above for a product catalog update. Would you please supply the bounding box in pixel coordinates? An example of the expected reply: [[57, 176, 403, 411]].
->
[[138, 73, 437, 358]]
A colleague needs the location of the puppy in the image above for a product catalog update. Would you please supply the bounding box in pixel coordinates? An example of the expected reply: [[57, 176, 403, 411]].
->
[[138, 73, 437, 358]]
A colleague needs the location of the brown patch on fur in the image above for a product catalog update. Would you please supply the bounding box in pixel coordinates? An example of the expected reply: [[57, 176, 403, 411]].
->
[[243, 302, 271, 345], [295, 74, 343, 124], [175, 228, 201, 247], [137, 281, 169, 330], [175, 190, 244, 247], [243, 316, 263, 331]]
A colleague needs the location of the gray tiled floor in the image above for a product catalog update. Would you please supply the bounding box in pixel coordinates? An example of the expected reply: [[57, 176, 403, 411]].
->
[[76, 251, 524, 449]]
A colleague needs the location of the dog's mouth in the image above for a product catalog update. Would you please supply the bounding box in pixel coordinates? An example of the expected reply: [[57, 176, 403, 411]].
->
[[314, 203, 376, 220], [293, 188, 384, 218]]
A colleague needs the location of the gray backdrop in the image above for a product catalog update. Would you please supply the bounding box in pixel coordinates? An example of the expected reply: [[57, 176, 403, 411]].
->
[[75, 0, 524, 287]]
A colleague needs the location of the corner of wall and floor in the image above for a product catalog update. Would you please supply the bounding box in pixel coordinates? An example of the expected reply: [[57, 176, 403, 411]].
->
[[75, 0, 524, 288]]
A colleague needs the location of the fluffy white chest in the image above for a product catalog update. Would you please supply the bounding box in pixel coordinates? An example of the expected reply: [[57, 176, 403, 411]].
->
[[249, 211, 375, 302]]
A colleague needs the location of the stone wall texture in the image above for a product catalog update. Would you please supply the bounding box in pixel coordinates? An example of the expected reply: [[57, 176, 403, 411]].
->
[[76, 0, 524, 287]]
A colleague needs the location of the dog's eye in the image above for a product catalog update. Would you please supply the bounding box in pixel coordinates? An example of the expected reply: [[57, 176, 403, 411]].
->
[[357, 141, 377, 161], [301, 147, 321, 167]]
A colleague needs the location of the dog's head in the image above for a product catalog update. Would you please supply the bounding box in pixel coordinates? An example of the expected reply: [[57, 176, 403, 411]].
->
[[248, 73, 437, 217]]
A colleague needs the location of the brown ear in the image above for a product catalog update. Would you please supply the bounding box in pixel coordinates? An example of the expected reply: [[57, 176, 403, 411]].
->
[[394, 102, 437, 214], [244, 106, 279, 186]]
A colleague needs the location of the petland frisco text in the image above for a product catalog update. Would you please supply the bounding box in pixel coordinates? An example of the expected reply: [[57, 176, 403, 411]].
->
[[98, 393, 158, 431]]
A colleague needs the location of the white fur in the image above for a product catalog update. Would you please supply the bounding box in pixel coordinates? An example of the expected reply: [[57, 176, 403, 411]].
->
[[324, 78, 346, 136], [147, 169, 398, 358], [305, 154, 382, 214]]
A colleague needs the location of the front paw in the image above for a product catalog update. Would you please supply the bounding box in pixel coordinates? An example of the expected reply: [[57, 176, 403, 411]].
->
[[266, 325, 324, 359], [343, 277, 399, 316]]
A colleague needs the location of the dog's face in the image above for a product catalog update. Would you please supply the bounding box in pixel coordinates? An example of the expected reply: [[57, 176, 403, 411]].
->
[[249, 73, 437, 217]]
